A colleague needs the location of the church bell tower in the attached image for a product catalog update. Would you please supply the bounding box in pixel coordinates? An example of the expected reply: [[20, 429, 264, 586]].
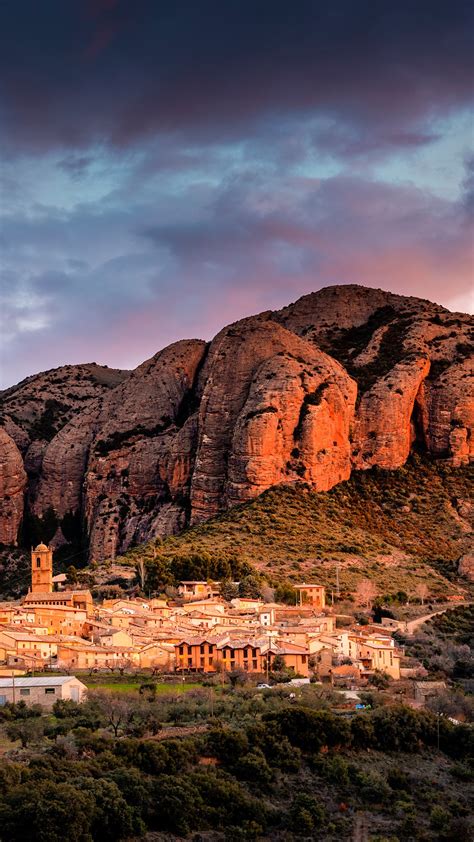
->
[[31, 543, 53, 593]]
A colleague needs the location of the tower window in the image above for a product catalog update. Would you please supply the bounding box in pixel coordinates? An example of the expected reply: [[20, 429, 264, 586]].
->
[[36, 558, 41, 568]]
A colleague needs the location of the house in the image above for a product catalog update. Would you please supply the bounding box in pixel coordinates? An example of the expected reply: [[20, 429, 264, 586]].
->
[[57, 643, 134, 670], [0, 628, 59, 662], [294, 584, 326, 609], [413, 681, 447, 703], [263, 641, 310, 678], [353, 639, 401, 680], [24, 589, 93, 614], [178, 581, 219, 600], [175, 637, 265, 673], [0, 676, 87, 708]]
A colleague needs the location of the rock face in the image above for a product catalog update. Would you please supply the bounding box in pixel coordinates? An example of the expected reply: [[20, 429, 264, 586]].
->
[[1, 285, 472, 559], [458, 552, 474, 581], [0, 429, 27, 545]]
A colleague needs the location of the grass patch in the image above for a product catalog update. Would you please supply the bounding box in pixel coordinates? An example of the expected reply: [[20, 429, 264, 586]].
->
[[81, 677, 203, 695]]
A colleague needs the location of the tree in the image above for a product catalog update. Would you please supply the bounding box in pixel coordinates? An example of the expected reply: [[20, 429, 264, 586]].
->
[[90, 692, 134, 737], [0, 781, 94, 842], [66, 565, 78, 585], [220, 577, 239, 602], [355, 578, 378, 609], [6, 717, 44, 748], [229, 668, 247, 688], [239, 575, 262, 599], [274, 582, 298, 605], [416, 583, 429, 606], [261, 584, 275, 603], [368, 670, 391, 690], [270, 654, 286, 672], [136, 558, 146, 591]]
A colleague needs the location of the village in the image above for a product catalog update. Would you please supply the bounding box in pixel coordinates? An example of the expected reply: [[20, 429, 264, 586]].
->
[[0, 541, 430, 708]]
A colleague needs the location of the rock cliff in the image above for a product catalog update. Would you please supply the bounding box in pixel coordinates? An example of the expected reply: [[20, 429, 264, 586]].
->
[[1, 285, 472, 560]]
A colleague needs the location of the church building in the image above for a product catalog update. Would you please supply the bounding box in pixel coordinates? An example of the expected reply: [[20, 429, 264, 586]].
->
[[23, 543, 93, 615]]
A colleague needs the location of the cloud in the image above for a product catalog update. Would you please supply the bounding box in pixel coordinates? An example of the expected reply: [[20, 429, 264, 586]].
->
[[0, 2, 472, 388], [1, 157, 472, 388], [0, 1, 472, 156]]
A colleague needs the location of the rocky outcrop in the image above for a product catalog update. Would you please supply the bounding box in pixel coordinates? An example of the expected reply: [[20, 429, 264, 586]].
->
[[458, 552, 474, 581], [0, 429, 27, 545], [1, 285, 472, 560], [190, 317, 357, 521], [351, 356, 431, 470], [84, 340, 207, 560], [226, 342, 356, 508]]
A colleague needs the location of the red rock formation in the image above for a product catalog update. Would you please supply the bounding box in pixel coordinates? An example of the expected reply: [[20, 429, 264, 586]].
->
[[0, 429, 27, 545], [227, 346, 356, 507], [1, 285, 472, 561], [351, 356, 431, 470], [84, 339, 207, 560]]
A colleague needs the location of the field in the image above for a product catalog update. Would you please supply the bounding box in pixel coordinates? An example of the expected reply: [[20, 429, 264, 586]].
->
[[81, 675, 203, 695]]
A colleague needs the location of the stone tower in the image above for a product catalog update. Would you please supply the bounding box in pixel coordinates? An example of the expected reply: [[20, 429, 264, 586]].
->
[[31, 542, 53, 593]]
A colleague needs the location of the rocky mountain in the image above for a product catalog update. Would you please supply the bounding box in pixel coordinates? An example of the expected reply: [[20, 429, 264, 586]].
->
[[1, 285, 472, 562]]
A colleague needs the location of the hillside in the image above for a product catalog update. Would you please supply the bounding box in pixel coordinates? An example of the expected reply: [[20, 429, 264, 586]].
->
[[116, 455, 473, 598], [1, 284, 472, 563]]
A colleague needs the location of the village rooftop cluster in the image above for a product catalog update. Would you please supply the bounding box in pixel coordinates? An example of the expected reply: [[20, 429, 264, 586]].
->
[[0, 543, 409, 707]]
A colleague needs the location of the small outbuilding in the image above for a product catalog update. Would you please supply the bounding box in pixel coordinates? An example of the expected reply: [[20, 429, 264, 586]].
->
[[0, 675, 87, 708]]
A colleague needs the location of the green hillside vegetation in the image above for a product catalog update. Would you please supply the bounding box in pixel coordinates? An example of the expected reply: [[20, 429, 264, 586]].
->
[[0, 687, 473, 841], [116, 455, 473, 598]]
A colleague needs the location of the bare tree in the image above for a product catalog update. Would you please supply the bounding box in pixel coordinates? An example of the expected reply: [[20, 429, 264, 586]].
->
[[261, 584, 275, 603], [90, 691, 134, 737], [355, 578, 378, 609], [416, 583, 429, 606]]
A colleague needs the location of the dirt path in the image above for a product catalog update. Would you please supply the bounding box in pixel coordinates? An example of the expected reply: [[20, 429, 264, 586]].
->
[[404, 603, 470, 636]]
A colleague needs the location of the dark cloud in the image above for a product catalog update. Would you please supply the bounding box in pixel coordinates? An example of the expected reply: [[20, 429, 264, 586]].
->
[[1, 1, 472, 388], [0, 1, 472, 155], [2, 160, 472, 387], [57, 155, 94, 179]]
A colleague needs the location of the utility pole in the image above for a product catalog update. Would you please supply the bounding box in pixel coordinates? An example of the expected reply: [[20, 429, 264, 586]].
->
[[266, 635, 271, 682]]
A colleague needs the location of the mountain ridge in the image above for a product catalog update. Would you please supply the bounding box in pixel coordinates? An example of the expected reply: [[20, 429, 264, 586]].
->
[[1, 284, 472, 561]]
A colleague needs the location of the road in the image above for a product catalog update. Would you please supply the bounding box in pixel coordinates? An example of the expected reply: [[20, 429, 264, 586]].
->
[[403, 603, 469, 636]]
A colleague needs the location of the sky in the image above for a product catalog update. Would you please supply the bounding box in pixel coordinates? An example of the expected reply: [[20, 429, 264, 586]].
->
[[1, 1, 473, 388]]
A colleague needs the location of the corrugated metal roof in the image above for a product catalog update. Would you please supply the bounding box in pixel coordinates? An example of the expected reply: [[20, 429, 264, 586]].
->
[[0, 676, 79, 687]]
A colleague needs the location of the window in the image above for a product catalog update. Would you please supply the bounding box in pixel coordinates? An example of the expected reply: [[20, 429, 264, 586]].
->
[[44, 688, 55, 695], [20, 689, 30, 696], [208, 644, 214, 654], [179, 645, 184, 655], [36, 557, 41, 568], [302, 655, 307, 663], [200, 644, 205, 654], [209, 657, 213, 665]]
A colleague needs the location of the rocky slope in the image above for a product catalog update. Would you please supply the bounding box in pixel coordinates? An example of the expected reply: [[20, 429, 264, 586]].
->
[[0, 285, 472, 561]]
